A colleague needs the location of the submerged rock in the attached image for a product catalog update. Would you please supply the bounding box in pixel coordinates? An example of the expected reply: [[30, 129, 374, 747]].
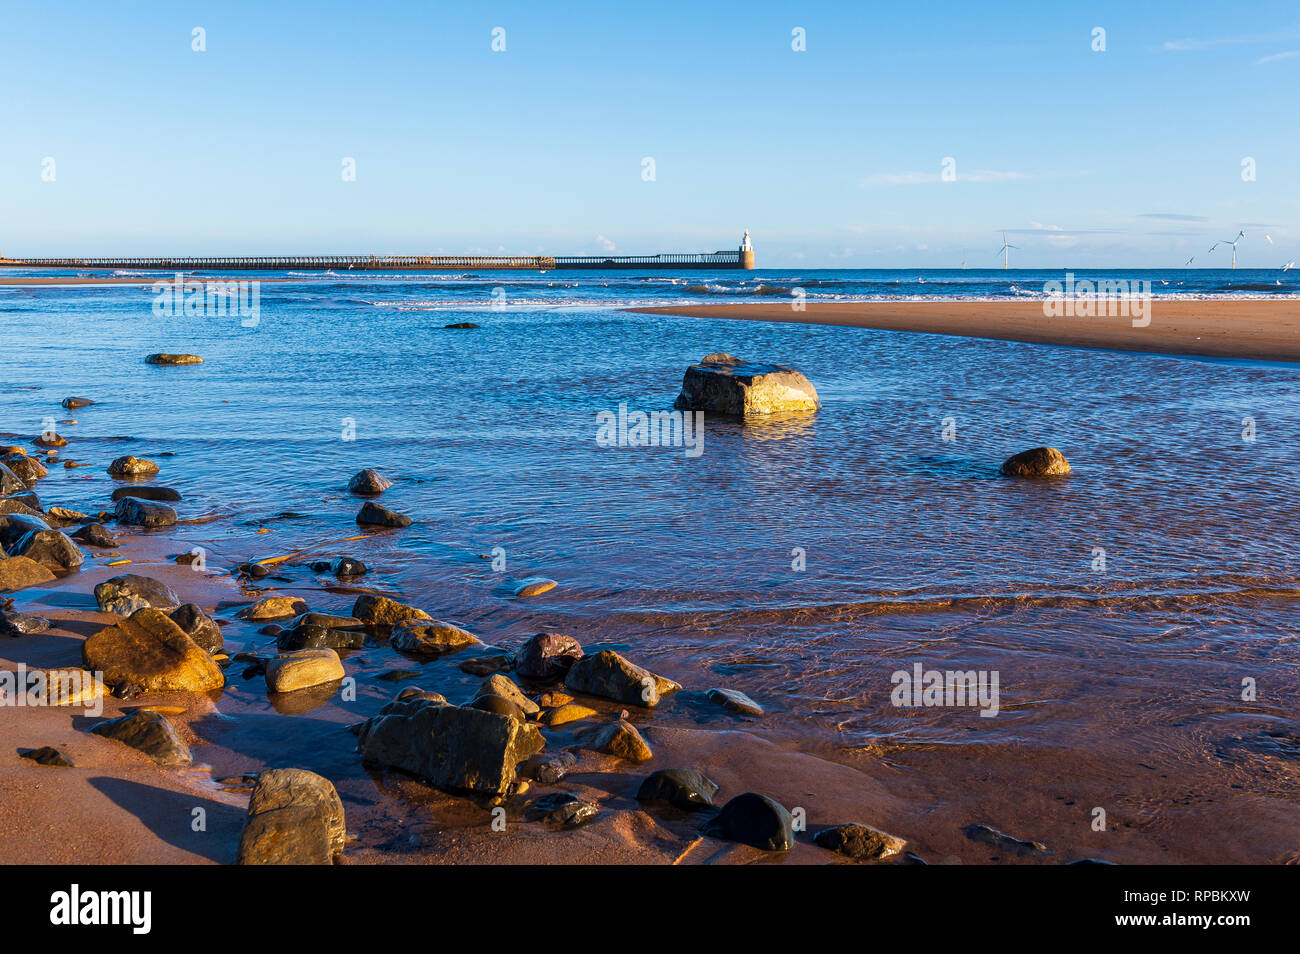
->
[[109, 485, 181, 502], [565, 650, 680, 707], [706, 687, 764, 716], [168, 603, 223, 655], [82, 608, 225, 692], [10, 529, 83, 570], [516, 632, 584, 680], [90, 709, 192, 766], [636, 768, 720, 811], [94, 574, 181, 615], [444, 322, 480, 330], [347, 469, 392, 495], [237, 768, 346, 865], [674, 354, 820, 417], [113, 496, 177, 527], [309, 555, 367, 578], [813, 823, 907, 861], [706, 792, 795, 851], [391, 618, 479, 656], [33, 432, 67, 448], [999, 447, 1071, 478], [0, 556, 56, 592], [357, 694, 544, 795], [265, 649, 345, 693], [144, 353, 204, 365], [962, 823, 1049, 855], [356, 501, 412, 528], [61, 397, 95, 409], [107, 456, 160, 478]]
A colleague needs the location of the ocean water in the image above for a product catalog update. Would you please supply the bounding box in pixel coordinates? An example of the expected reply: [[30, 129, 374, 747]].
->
[[3, 267, 1299, 862]]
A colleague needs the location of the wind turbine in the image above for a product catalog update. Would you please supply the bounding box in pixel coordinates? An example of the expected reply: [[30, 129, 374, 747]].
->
[[1209, 231, 1246, 269], [997, 232, 1018, 270]]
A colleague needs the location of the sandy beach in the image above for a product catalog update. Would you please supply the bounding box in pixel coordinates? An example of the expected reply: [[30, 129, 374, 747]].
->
[[632, 299, 1300, 363]]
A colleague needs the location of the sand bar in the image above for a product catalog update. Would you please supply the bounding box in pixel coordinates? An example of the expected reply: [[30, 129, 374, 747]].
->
[[632, 299, 1300, 363]]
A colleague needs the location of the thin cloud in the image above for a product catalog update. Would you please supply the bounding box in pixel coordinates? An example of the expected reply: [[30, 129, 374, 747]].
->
[[1160, 29, 1300, 52], [1258, 50, 1300, 64], [859, 170, 1027, 187]]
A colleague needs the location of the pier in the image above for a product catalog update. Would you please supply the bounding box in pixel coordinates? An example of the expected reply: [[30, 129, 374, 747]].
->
[[0, 233, 756, 272]]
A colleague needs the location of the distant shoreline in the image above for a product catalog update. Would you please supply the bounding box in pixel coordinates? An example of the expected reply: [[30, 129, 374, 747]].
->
[[629, 299, 1300, 364]]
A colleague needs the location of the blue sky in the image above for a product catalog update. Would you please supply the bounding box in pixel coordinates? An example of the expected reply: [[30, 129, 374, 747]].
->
[[1, 0, 1297, 267]]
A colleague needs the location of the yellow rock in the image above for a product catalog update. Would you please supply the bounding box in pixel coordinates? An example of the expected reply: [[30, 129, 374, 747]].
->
[[536, 691, 574, 708], [129, 704, 188, 717], [265, 649, 345, 693], [237, 596, 308, 621], [82, 609, 225, 692], [544, 703, 597, 726]]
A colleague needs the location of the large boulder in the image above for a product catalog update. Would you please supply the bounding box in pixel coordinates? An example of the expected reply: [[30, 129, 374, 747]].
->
[[674, 354, 820, 417], [357, 694, 544, 795], [107, 456, 160, 478], [90, 710, 192, 766], [114, 496, 177, 527], [82, 608, 225, 692], [516, 632, 583, 680], [0, 556, 56, 591], [565, 650, 681, 708], [1000, 447, 1071, 478], [237, 769, 346, 865], [94, 574, 181, 615], [347, 469, 392, 495], [9, 529, 83, 570], [391, 619, 479, 656]]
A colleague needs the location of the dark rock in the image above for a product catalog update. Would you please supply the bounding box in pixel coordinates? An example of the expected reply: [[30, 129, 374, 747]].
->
[[813, 823, 907, 861], [90, 710, 192, 766], [61, 397, 95, 409], [444, 322, 480, 330], [472, 673, 540, 716], [636, 768, 720, 811], [961, 823, 1050, 856], [356, 695, 544, 795], [94, 574, 181, 615], [0, 513, 51, 550], [236, 768, 346, 865], [706, 792, 794, 851], [168, 603, 223, 655], [468, 694, 526, 722], [706, 687, 764, 716], [106, 455, 159, 478], [71, 522, 118, 548], [0, 496, 43, 518], [310, 555, 367, 577], [238, 562, 270, 579], [114, 496, 177, 527], [526, 792, 598, 827], [109, 485, 181, 502], [33, 432, 67, 448], [564, 650, 681, 707], [347, 469, 392, 495], [144, 353, 204, 365], [0, 609, 51, 637], [356, 501, 411, 528], [674, 354, 820, 417], [20, 745, 73, 767], [277, 622, 366, 652], [4, 455, 48, 486], [0, 464, 25, 496], [520, 751, 577, 785], [999, 447, 1071, 478], [587, 718, 653, 762], [516, 632, 583, 680], [10, 529, 84, 570]]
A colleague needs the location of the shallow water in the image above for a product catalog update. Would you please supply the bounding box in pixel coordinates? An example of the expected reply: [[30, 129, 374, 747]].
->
[[3, 268, 1299, 862]]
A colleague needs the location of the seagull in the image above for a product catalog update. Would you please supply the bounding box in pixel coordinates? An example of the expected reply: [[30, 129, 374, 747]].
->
[[1283, 260, 1296, 272], [1184, 256, 1195, 266]]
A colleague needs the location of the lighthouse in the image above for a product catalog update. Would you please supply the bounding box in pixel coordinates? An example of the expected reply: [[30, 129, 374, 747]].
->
[[739, 230, 755, 269]]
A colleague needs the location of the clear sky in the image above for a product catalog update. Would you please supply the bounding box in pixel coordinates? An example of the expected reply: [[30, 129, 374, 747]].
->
[[2, 0, 1297, 267]]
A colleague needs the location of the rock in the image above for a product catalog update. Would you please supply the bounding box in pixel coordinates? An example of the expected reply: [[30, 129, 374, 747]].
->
[[517, 633, 583, 681], [356, 501, 412, 528], [0, 556, 56, 591], [999, 447, 1071, 478], [813, 823, 907, 861], [674, 354, 820, 417], [542, 703, 597, 726], [238, 562, 269, 578], [90, 710, 192, 766], [536, 691, 573, 707], [82, 608, 225, 692], [526, 792, 598, 827], [356, 694, 544, 795], [309, 555, 367, 577], [391, 619, 479, 656], [277, 621, 366, 652], [347, 469, 392, 495], [520, 751, 576, 785], [588, 718, 653, 762], [0, 513, 51, 550], [10, 529, 83, 570], [145, 353, 204, 365], [237, 596, 309, 622], [236, 768, 346, 865], [0, 464, 26, 496], [514, 576, 557, 598], [61, 397, 94, 409], [168, 603, 223, 655], [3, 455, 47, 487], [473, 673, 540, 716], [636, 768, 720, 811], [109, 485, 181, 502], [113, 496, 177, 527], [20, 746, 73, 767], [395, 687, 448, 704], [706, 687, 764, 716], [961, 824, 1049, 855], [706, 792, 794, 851], [33, 433, 67, 448], [565, 650, 680, 708], [71, 522, 118, 548], [94, 574, 181, 615], [44, 506, 86, 526], [265, 649, 345, 693], [444, 322, 480, 330], [0, 609, 51, 636], [468, 694, 526, 722], [458, 649, 515, 676], [107, 455, 161, 478], [0, 496, 43, 518], [352, 594, 430, 633]]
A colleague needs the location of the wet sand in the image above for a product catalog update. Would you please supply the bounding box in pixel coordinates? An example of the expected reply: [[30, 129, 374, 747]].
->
[[631, 299, 1300, 363]]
